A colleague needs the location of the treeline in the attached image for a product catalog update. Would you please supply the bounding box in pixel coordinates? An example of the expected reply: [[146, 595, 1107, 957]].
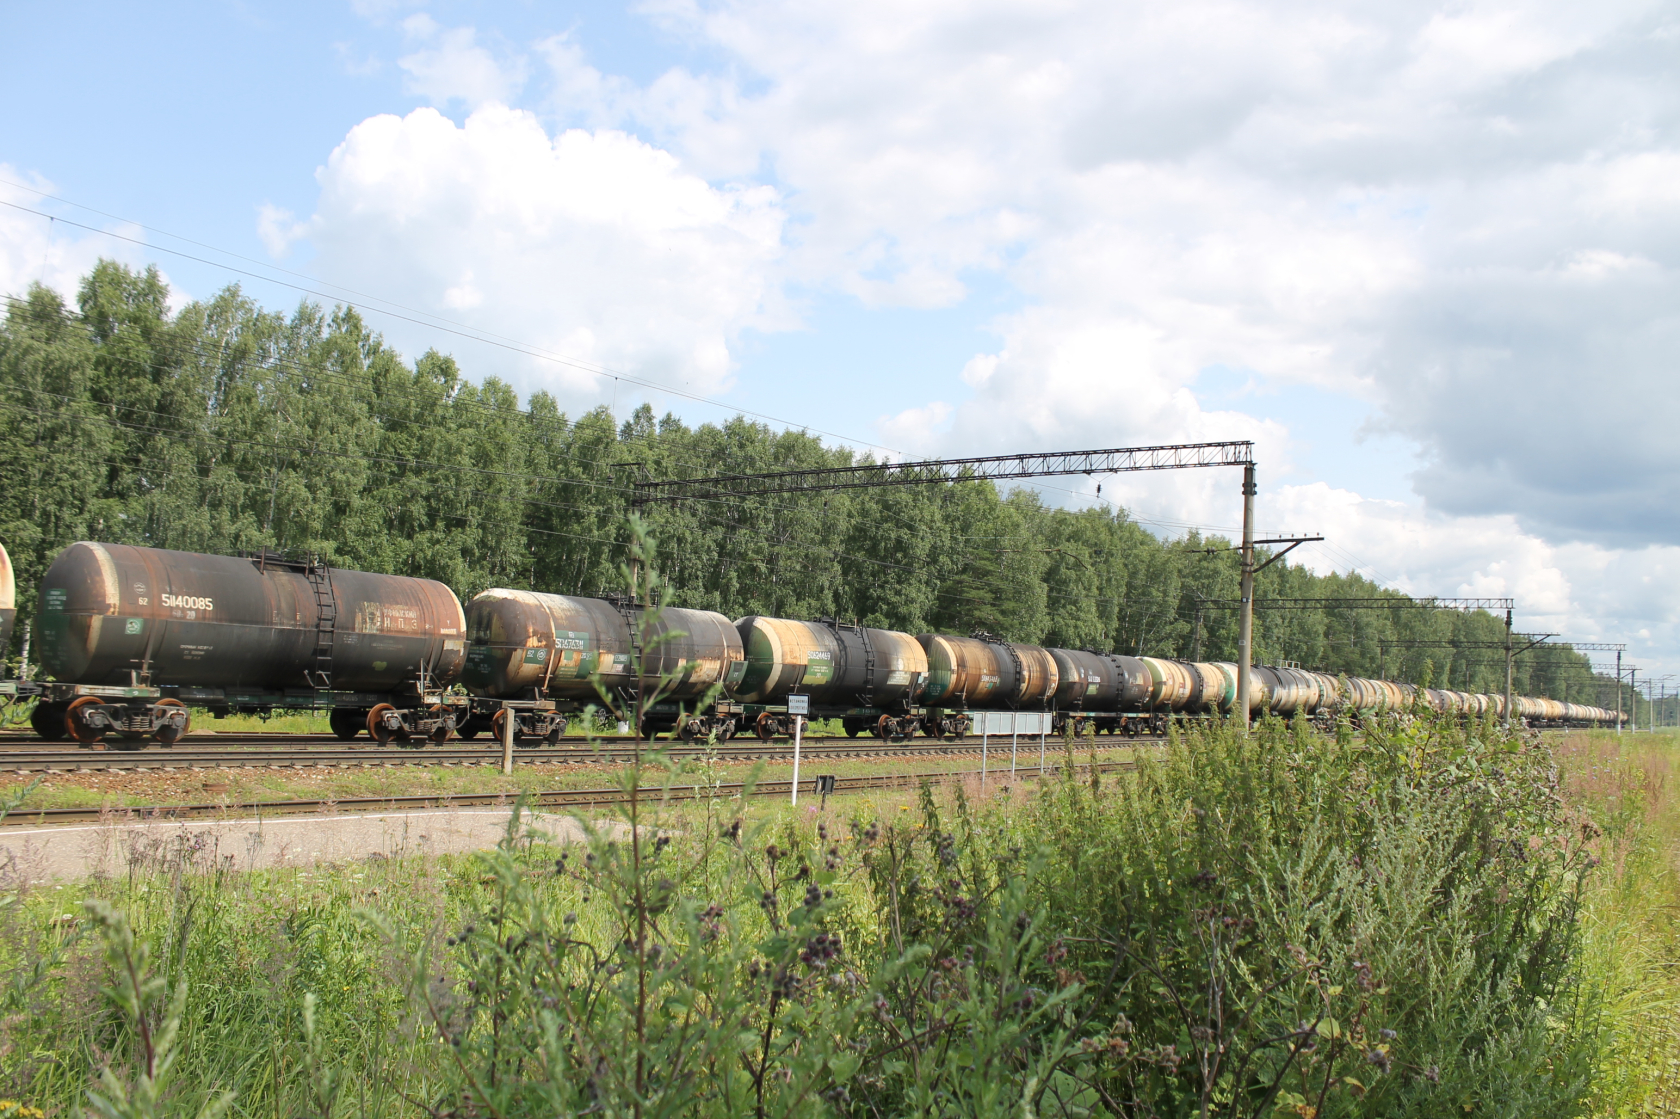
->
[[0, 262, 1629, 711]]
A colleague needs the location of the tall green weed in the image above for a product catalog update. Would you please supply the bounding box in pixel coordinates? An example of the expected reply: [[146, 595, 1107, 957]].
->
[[0, 715, 1612, 1118]]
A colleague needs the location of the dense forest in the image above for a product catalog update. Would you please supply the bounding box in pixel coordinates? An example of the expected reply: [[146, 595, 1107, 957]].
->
[[0, 261, 1638, 715]]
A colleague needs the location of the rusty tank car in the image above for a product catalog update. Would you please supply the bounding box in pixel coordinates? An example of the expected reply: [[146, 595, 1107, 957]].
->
[[732, 616, 930, 740], [918, 633, 1058, 714], [461, 589, 745, 743], [29, 542, 466, 747]]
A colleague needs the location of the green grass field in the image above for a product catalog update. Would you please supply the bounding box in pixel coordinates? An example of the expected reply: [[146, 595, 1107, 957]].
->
[[0, 719, 1675, 1117]]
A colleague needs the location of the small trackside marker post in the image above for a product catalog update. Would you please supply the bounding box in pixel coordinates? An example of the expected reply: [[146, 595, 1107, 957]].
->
[[788, 693, 809, 805], [501, 702, 514, 776]]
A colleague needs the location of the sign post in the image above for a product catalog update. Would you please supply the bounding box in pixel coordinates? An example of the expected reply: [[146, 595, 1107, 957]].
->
[[787, 694, 809, 806], [500, 702, 515, 776]]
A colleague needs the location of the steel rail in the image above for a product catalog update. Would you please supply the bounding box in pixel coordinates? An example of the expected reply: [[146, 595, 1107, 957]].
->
[[0, 758, 1138, 827], [0, 732, 1139, 751], [0, 738, 1165, 773]]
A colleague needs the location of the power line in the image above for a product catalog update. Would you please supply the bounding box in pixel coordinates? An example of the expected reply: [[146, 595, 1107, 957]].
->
[[0, 197, 902, 456]]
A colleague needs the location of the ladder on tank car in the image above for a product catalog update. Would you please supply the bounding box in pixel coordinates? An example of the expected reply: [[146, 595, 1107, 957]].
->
[[306, 561, 336, 690]]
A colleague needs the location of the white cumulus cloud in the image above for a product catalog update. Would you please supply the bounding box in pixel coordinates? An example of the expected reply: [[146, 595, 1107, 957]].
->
[[300, 103, 786, 396], [300, 1, 1680, 675]]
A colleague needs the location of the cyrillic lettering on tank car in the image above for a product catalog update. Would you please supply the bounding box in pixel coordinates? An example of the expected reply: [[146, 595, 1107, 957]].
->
[[802, 648, 834, 685], [356, 602, 423, 634]]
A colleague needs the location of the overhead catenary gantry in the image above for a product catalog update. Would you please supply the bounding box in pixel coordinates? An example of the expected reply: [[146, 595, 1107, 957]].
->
[[632, 439, 1305, 734], [1568, 642, 1631, 732]]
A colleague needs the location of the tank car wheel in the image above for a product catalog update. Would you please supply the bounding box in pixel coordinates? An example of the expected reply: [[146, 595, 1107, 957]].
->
[[875, 714, 896, 741], [30, 702, 69, 742], [679, 720, 699, 744], [329, 709, 363, 741], [66, 696, 108, 745], [718, 718, 737, 743], [955, 715, 971, 738], [368, 703, 400, 746], [755, 712, 777, 743], [844, 725, 860, 738], [489, 709, 524, 747], [428, 704, 455, 744], [456, 718, 483, 740], [154, 698, 189, 746]]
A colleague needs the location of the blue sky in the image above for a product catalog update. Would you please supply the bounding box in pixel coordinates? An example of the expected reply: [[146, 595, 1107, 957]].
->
[[3, 0, 1677, 676]]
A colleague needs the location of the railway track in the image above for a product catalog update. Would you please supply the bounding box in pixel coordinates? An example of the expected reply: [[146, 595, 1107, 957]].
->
[[0, 734, 1163, 772], [0, 758, 1138, 827]]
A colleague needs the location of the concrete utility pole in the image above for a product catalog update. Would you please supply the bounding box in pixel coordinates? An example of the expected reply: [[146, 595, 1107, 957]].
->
[[1503, 606, 1515, 729], [1237, 463, 1257, 736], [1618, 649, 1623, 734]]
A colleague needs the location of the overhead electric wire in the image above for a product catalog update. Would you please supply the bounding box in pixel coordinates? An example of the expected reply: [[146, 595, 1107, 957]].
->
[[8, 441, 1101, 620], [3, 294, 1116, 547], [3, 207, 1279, 546], [0, 197, 903, 457]]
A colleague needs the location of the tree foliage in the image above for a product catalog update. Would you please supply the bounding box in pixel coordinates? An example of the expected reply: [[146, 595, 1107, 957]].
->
[[0, 263, 1620, 708]]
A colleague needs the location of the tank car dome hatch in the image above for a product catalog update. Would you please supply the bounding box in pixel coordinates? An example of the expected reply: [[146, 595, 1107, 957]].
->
[[463, 589, 744, 702], [34, 541, 466, 692]]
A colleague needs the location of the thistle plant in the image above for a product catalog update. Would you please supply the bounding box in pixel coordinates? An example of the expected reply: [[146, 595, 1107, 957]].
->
[[80, 900, 233, 1119]]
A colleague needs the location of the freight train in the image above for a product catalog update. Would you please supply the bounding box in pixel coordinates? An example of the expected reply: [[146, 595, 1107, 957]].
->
[[0, 540, 1622, 748]]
